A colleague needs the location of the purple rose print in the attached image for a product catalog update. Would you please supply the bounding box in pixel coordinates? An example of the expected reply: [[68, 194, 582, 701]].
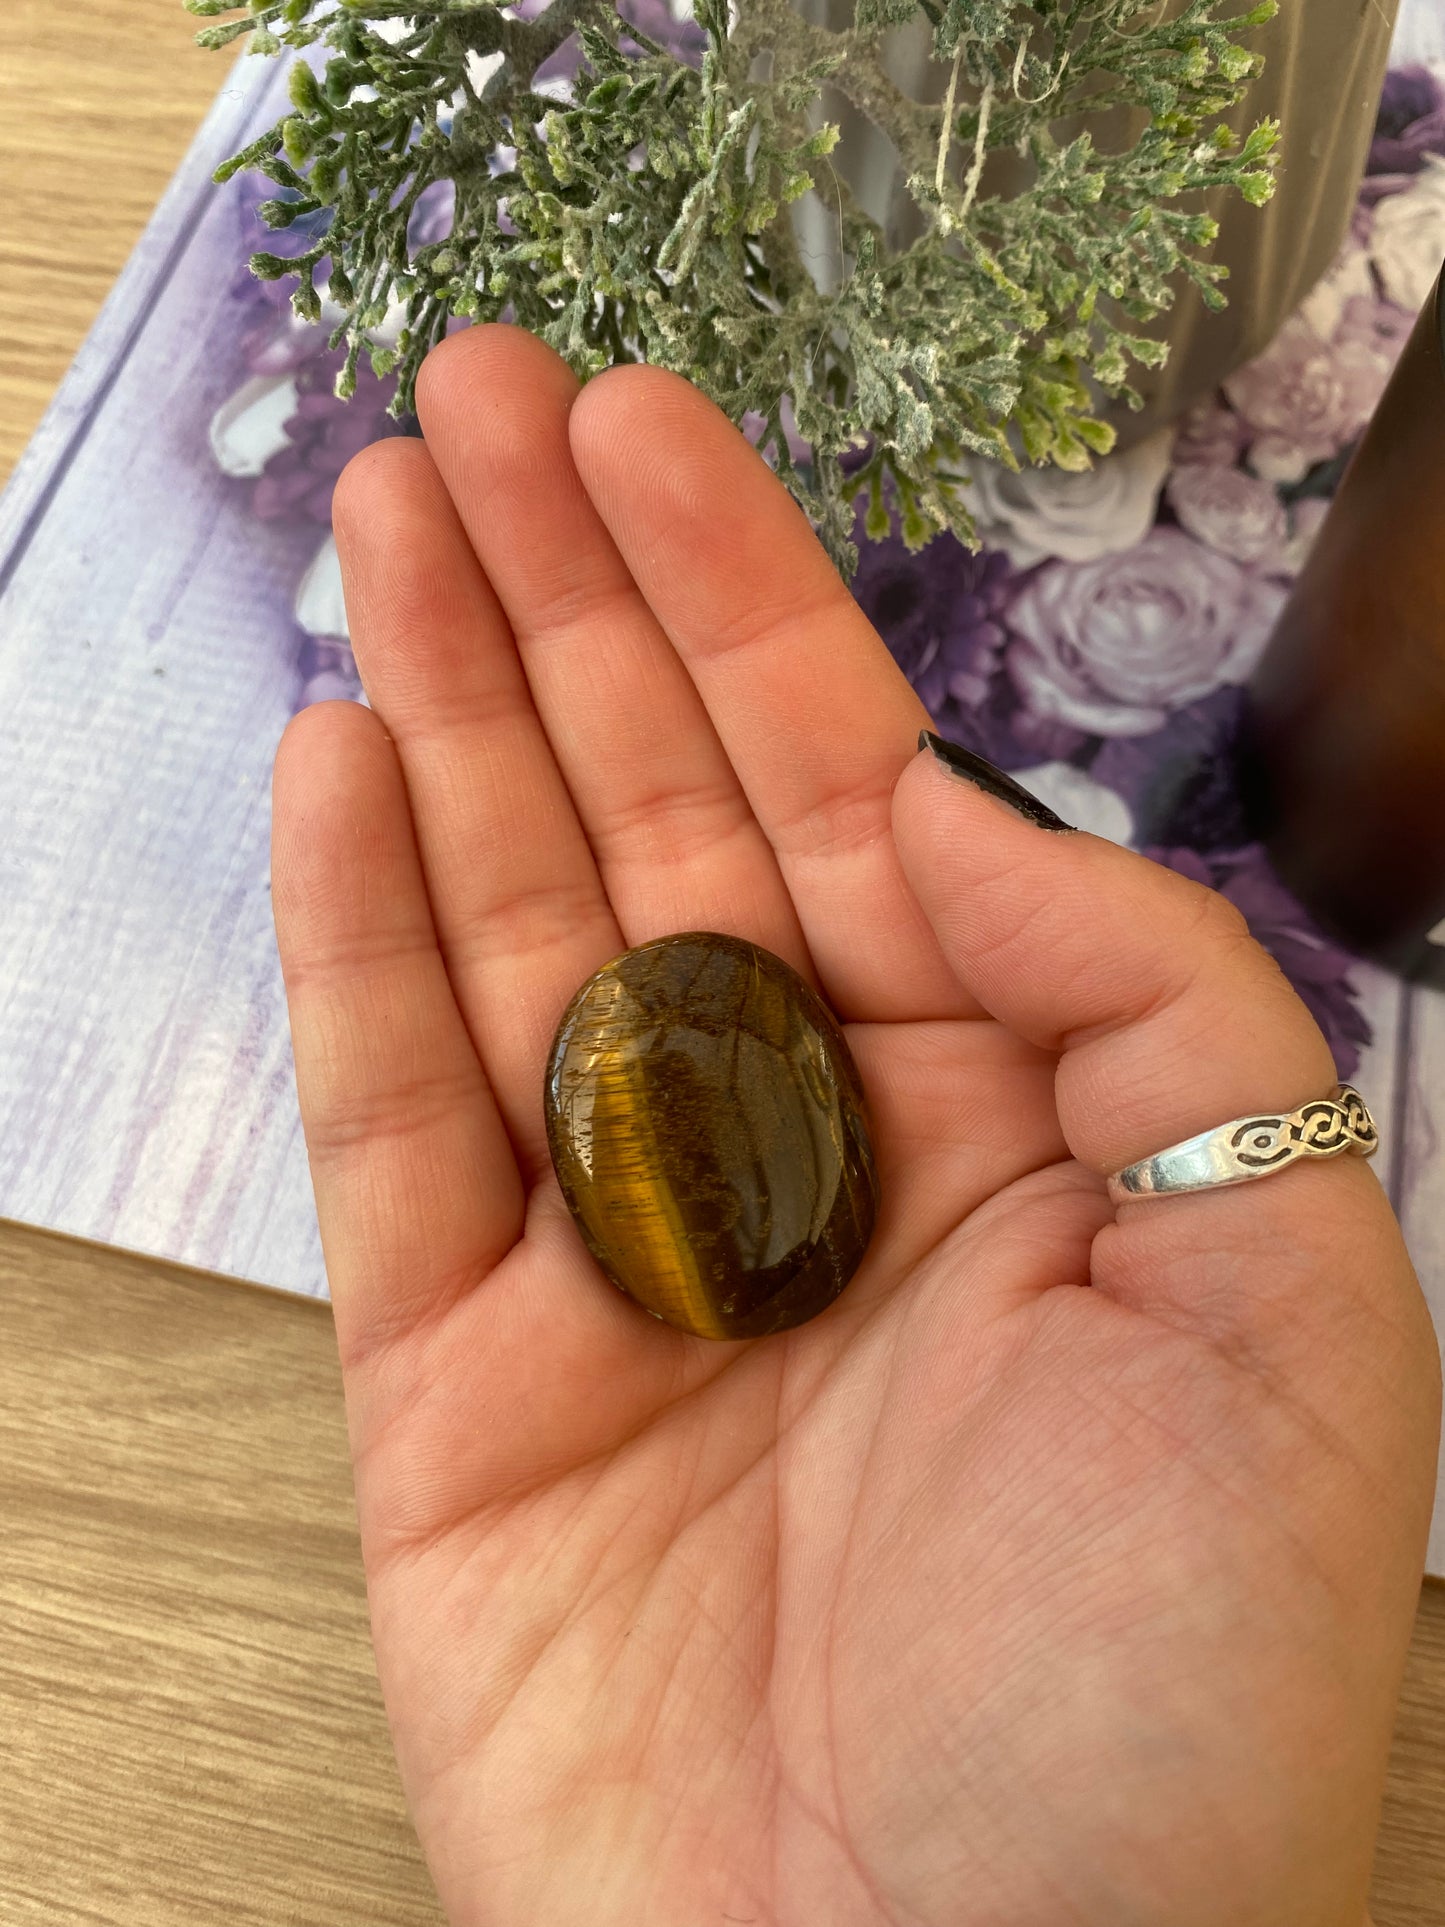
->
[[1146, 846, 1373, 1079], [1003, 527, 1285, 738], [1369, 160, 1445, 315], [953, 429, 1173, 569], [1223, 313, 1392, 485], [1090, 686, 1252, 851], [291, 536, 368, 708], [214, 168, 436, 708], [848, 517, 1088, 767], [1368, 64, 1445, 182], [1165, 462, 1287, 568], [850, 520, 1012, 716], [1333, 288, 1416, 366], [1171, 400, 1248, 469], [931, 676, 1093, 770], [251, 353, 411, 528], [296, 633, 365, 709]]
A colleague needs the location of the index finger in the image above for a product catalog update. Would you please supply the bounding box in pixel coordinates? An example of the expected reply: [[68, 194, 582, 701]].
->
[[567, 364, 978, 1026]]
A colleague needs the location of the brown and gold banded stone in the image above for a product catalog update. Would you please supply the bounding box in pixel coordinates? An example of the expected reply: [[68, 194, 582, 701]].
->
[[543, 932, 879, 1340]]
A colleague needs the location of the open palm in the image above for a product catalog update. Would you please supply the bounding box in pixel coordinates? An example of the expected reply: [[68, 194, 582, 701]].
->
[[272, 328, 1438, 1927]]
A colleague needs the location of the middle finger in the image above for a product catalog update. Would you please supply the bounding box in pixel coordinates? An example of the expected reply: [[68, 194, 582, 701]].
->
[[413, 325, 816, 984]]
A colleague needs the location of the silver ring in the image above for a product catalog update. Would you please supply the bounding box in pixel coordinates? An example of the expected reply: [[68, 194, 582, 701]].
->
[[1107, 1084, 1379, 1204]]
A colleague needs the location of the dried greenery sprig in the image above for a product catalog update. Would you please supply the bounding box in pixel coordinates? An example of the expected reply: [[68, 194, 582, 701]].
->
[[188, 0, 1279, 569]]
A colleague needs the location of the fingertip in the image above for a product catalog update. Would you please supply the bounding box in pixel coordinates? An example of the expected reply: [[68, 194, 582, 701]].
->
[[412, 319, 466, 414], [568, 365, 852, 668], [912, 728, 1080, 833], [568, 359, 711, 448], [273, 691, 373, 809], [415, 320, 578, 429], [567, 363, 679, 493], [412, 317, 482, 417], [326, 432, 516, 731], [568, 361, 786, 516], [332, 433, 437, 560], [892, 737, 1059, 902], [891, 730, 942, 813], [271, 699, 403, 927]]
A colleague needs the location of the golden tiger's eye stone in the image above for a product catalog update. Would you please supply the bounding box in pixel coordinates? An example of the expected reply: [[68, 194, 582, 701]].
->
[[544, 931, 879, 1340]]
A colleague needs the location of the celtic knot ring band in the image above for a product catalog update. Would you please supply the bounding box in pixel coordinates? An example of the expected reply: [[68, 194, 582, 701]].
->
[[1106, 1084, 1379, 1205]]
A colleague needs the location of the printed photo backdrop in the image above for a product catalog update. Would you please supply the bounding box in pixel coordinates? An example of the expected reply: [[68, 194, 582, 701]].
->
[[3, 5, 1444, 1582]]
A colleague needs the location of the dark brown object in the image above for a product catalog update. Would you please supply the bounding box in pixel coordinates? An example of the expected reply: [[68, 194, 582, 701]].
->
[[544, 931, 879, 1339], [1240, 270, 1445, 970]]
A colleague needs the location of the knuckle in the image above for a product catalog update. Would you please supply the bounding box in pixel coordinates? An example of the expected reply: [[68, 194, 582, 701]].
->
[[441, 881, 614, 974], [596, 774, 751, 863], [305, 1057, 480, 1161], [770, 773, 896, 865], [1159, 868, 1255, 969]]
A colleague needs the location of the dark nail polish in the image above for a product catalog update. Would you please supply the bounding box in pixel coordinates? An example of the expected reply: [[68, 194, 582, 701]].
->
[[917, 730, 1074, 833]]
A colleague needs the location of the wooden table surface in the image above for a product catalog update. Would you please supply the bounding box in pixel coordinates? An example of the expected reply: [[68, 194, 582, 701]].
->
[[0, 3, 1443, 1922]]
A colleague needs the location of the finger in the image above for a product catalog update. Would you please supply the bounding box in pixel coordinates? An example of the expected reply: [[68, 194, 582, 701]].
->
[[845, 1018, 1069, 1282], [895, 736, 1337, 1170], [271, 700, 523, 1362], [890, 736, 1415, 1341], [414, 327, 813, 979], [330, 436, 623, 1180], [567, 363, 978, 1025]]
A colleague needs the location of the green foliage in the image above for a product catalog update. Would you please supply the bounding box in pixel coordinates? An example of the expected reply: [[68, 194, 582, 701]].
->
[[188, 0, 1280, 571]]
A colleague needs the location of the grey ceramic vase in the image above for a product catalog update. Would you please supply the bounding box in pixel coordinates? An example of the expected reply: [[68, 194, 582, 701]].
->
[[789, 0, 1398, 442]]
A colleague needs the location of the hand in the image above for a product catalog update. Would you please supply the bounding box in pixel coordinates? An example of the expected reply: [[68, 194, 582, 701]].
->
[[271, 326, 1439, 1927]]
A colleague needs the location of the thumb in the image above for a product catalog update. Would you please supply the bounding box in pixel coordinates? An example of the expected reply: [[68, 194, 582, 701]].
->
[[889, 730, 1431, 1373], [893, 731, 1437, 1916], [893, 724, 1441, 1927], [894, 730, 1337, 1182]]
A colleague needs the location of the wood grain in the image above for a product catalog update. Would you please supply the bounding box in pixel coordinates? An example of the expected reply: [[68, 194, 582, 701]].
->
[[0, 1218, 442, 1926], [1379, 1585, 1445, 1927], [0, 0, 223, 481], [0, 2, 1443, 1923]]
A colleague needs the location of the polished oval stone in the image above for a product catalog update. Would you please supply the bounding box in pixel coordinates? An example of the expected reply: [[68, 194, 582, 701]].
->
[[544, 931, 879, 1340]]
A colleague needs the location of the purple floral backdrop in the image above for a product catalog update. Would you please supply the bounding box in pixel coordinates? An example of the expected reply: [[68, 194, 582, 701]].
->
[[207, 56, 1445, 1080]]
